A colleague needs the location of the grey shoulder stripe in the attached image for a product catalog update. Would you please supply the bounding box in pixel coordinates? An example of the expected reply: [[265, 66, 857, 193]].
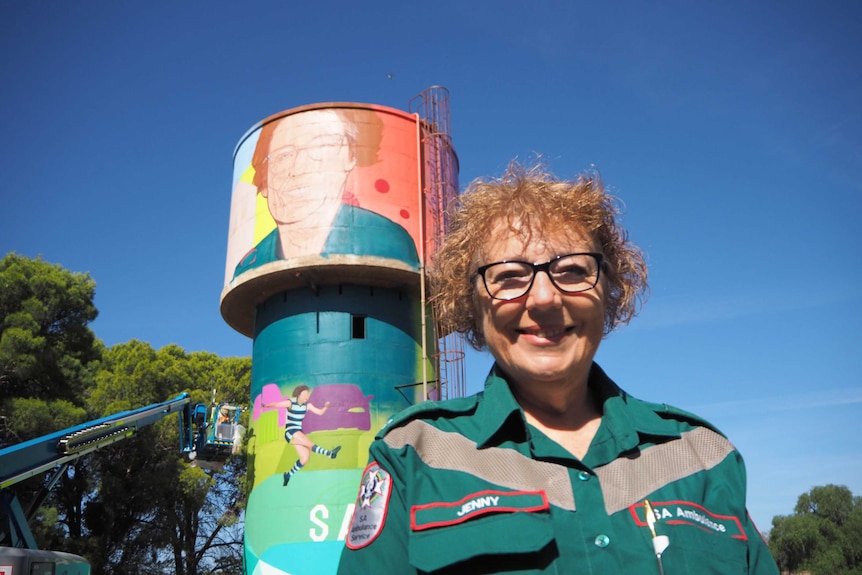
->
[[595, 426, 735, 515], [383, 420, 576, 511]]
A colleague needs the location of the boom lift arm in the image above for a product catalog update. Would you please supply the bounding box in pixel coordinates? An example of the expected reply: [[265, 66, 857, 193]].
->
[[0, 393, 196, 550]]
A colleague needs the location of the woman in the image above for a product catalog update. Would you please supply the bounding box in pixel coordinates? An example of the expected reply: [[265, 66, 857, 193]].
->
[[338, 163, 779, 574], [262, 385, 341, 487]]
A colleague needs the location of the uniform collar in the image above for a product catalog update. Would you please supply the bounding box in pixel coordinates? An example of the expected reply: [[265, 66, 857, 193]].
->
[[474, 364, 528, 449], [583, 363, 683, 467], [474, 363, 682, 454]]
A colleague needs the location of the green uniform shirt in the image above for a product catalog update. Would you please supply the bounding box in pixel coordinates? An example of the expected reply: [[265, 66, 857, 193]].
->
[[338, 363, 779, 574]]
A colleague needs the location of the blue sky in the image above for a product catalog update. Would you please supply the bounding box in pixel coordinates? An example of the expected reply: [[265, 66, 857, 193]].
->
[[2, 1, 860, 533]]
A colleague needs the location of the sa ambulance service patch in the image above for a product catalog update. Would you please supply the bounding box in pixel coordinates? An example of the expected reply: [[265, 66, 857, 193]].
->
[[346, 461, 392, 549]]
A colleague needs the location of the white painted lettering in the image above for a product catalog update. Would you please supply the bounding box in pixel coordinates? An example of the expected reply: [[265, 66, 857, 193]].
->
[[338, 504, 356, 541], [309, 504, 328, 542]]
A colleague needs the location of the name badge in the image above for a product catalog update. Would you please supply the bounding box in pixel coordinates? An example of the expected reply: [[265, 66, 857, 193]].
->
[[411, 490, 549, 531], [631, 500, 746, 540]]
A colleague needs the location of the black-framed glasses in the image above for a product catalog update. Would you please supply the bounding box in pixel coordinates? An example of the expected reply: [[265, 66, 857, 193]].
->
[[474, 252, 604, 301]]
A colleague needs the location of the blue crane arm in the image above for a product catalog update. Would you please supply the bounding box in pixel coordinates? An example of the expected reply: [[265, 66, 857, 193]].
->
[[0, 393, 194, 490]]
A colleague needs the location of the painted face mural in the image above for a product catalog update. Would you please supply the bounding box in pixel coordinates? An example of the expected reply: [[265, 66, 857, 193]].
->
[[261, 111, 355, 235], [226, 106, 424, 282]]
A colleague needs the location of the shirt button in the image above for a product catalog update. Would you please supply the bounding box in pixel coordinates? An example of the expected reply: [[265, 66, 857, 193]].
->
[[594, 534, 610, 548], [578, 470, 591, 481]]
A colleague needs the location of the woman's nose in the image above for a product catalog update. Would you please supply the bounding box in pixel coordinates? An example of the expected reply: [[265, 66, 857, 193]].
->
[[526, 270, 562, 308]]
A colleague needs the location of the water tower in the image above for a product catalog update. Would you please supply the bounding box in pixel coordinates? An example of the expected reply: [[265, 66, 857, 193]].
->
[[220, 88, 463, 574]]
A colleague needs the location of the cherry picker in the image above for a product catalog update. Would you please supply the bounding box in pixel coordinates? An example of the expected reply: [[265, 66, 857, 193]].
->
[[0, 393, 242, 574]]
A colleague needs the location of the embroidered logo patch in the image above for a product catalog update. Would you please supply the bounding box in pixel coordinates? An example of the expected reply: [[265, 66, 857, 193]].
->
[[411, 490, 549, 531], [629, 500, 746, 540], [345, 461, 392, 549]]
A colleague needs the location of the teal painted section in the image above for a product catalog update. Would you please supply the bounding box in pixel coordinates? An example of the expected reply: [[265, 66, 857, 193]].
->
[[244, 284, 430, 574], [245, 469, 361, 575], [234, 204, 420, 278], [252, 284, 422, 410]]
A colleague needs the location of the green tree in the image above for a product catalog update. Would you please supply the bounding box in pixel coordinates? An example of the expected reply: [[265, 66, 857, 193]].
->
[[0, 253, 99, 408], [83, 341, 248, 575], [1, 254, 249, 573], [0, 253, 101, 558], [769, 484, 862, 575]]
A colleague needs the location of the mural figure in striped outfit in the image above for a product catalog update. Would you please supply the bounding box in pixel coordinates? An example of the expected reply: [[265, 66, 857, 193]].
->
[[262, 385, 342, 486]]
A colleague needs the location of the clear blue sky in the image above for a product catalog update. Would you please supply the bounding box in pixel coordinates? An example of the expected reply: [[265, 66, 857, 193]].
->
[[2, 1, 860, 533]]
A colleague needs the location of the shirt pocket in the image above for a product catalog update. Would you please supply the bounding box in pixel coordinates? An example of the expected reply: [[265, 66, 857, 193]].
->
[[662, 524, 749, 574], [408, 510, 557, 573]]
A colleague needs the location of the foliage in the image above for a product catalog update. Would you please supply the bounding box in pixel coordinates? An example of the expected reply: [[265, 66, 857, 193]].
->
[[4, 397, 87, 440], [79, 341, 250, 575], [1, 253, 102, 559], [769, 484, 862, 575], [0, 253, 99, 408], [1, 254, 251, 574]]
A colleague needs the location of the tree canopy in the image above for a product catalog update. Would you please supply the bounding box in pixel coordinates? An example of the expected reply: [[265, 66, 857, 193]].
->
[[769, 484, 862, 575], [1, 253, 99, 439], [1, 253, 250, 574]]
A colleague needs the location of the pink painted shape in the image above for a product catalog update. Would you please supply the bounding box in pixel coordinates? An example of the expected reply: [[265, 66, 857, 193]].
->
[[253, 383, 287, 428], [304, 383, 374, 434]]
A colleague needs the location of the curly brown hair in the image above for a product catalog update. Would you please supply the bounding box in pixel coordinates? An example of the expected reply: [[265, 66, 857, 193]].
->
[[429, 162, 648, 349]]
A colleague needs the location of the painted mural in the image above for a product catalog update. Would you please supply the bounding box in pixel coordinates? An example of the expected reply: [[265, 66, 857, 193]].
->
[[222, 104, 439, 575], [243, 286, 428, 574], [224, 105, 423, 287]]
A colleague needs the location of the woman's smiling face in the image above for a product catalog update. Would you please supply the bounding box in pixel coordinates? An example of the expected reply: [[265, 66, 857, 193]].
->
[[475, 221, 607, 392]]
